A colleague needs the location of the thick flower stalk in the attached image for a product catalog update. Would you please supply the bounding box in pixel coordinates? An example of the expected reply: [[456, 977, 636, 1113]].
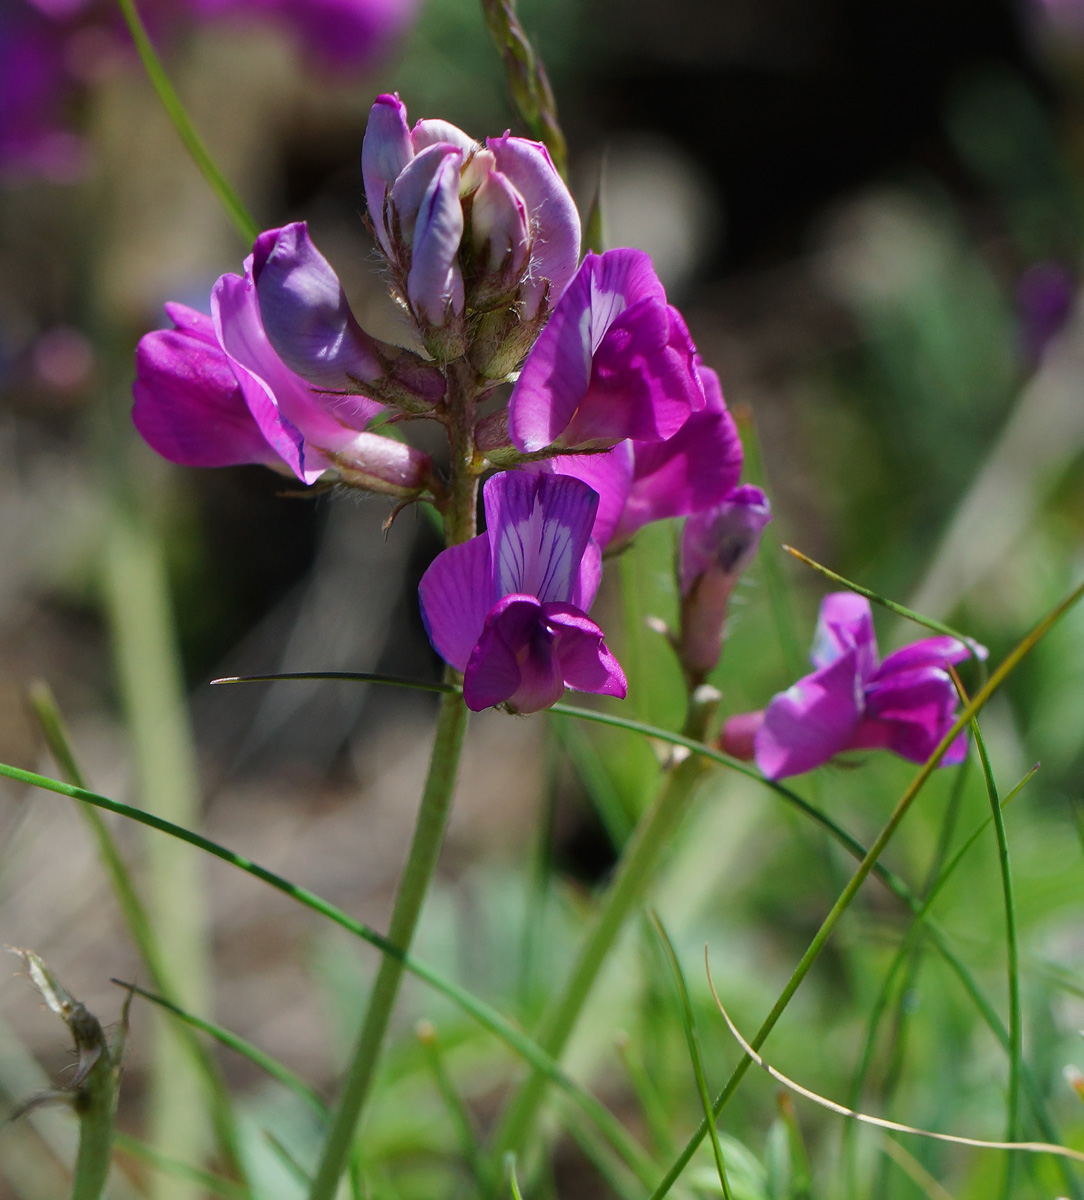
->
[[721, 592, 986, 779]]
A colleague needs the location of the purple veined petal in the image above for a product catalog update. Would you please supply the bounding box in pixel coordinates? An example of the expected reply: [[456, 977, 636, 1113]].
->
[[508, 249, 676, 453], [484, 471, 599, 605], [410, 117, 478, 158], [212, 270, 342, 482], [406, 151, 466, 323], [485, 133, 581, 318], [680, 484, 772, 596], [563, 299, 702, 447], [464, 594, 566, 713], [754, 649, 864, 780], [132, 312, 283, 471], [810, 592, 879, 681], [390, 141, 462, 245], [618, 404, 744, 546], [572, 539, 603, 612], [544, 602, 628, 699], [857, 665, 962, 764], [469, 159, 530, 273], [697, 359, 727, 413], [418, 533, 495, 673], [362, 93, 413, 255], [253, 224, 388, 422], [543, 443, 635, 549], [874, 634, 986, 679]]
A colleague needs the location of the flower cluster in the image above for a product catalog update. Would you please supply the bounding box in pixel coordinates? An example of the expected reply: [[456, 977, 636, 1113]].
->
[[131, 92, 984, 759], [721, 593, 985, 779], [1, 0, 417, 181]]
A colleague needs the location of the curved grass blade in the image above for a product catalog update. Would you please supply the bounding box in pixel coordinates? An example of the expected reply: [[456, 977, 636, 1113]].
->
[[114, 0, 259, 242], [113, 1133, 250, 1200], [212, 672, 457, 694], [114, 981, 326, 1119], [705, 960, 1084, 1168], [28, 682, 250, 1187], [0, 760, 655, 1187], [965, 701, 1022, 1197], [647, 573, 1084, 1200], [650, 916, 731, 1200], [782, 545, 986, 662]]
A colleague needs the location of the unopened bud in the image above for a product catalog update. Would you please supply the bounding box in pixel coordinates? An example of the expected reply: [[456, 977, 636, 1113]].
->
[[329, 432, 436, 498], [679, 486, 771, 679], [717, 711, 763, 761]]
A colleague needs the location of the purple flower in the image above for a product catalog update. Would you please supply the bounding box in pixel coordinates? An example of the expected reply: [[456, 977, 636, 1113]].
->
[[418, 471, 626, 713], [539, 362, 743, 550], [745, 593, 983, 780], [133, 244, 433, 493], [361, 94, 580, 345], [253, 222, 445, 411], [508, 249, 707, 454], [680, 484, 772, 678]]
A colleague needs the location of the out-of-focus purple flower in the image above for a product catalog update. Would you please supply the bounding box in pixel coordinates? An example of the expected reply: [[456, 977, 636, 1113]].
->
[[539, 362, 743, 549], [133, 248, 433, 494], [361, 93, 580, 355], [418, 471, 626, 713], [0, 4, 87, 181], [724, 592, 984, 780], [680, 484, 772, 678], [1, 0, 417, 182], [253, 222, 445, 411], [1017, 260, 1076, 364], [508, 249, 707, 454]]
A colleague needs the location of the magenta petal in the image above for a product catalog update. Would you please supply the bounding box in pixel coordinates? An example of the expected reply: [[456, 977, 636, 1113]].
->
[[485, 133, 581, 318], [390, 141, 461, 243], [132, 314, 281, 470], [810, 593, 879, 681], [858, 665, 963, 764], [508, 250, 703, 452], [407, 149, 466, 322], [465, 595, 565, 713], [875, 635, 986, 678], [484, 471, 599, 604], [544, 603, 627, 698], [418, 534, 495, 673], [253, 223, 388, 416], [362, 94, 413, 255], [755, 650, 864, 779], [617, 406, 744, 544], [544, 444, 635, 550], [680, 484, 772, 594]]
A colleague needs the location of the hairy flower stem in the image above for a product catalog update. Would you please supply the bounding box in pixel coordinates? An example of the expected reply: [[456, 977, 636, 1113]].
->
[[489, 688, 719, 1176], [307, 363, 479, 1200]]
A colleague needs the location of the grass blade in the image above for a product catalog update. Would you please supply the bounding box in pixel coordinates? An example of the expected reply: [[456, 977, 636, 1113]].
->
[[114, 0, 259, 242], [650, 916, 731, 1200], [113, 1134, 249, 1200]]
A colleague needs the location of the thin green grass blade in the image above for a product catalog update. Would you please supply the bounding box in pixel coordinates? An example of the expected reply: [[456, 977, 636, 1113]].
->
[[28, 683, 249, 1186], [416, 1020, 493, 1194], [113, 1134, 249, 1200], [647, 574, 1084, 1200], [967, 708, 1022, 1197], [114, 982, 326, 1119], [505, 1154, 525, 1200], [782, 545, 986, 662], [551, 718, 633, 847], [0, 760, 652, 1185], [114, 0, 259, 242], [650, 916, 732, 1200], [614, 1032, 677, 1160], [211, 672, 456, 694], [263, 1131, 312, 1188]]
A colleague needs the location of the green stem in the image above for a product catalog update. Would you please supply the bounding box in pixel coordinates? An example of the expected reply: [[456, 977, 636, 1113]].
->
[[71, 1062, 119, 1200], [114, 0, 259, 243], [306, 684, 469, 1200], [648, 573, 1084, 1200], [489, 691, 717, 1170]]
